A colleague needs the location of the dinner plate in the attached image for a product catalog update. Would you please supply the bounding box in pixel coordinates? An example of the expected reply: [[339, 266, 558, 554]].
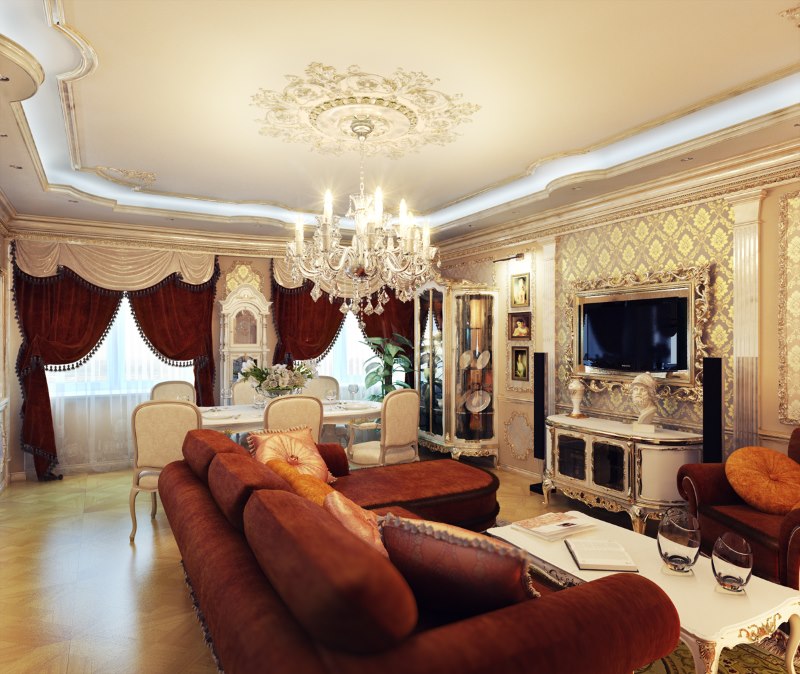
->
[[459, 350, 473, 369], [475, 350, 491, 369], [339, 402, 374, 410], [464, 390, 491, 413]]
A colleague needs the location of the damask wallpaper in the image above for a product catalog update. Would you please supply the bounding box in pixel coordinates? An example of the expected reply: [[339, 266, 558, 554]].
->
[[779, 191, 800, 424], [555, 199, 734, 434]]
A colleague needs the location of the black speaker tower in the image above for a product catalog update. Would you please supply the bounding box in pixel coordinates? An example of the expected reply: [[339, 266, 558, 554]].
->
[[702, 357, 723, 463], [530, 352, 547, 494]]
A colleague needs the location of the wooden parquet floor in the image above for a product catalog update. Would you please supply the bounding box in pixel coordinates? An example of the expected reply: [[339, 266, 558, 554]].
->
[[0, 471, 218, 674], [0, 466, 581, 673]]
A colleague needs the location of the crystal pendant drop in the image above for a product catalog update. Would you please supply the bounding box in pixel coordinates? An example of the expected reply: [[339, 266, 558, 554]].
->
[[310, 284, 322, 301]]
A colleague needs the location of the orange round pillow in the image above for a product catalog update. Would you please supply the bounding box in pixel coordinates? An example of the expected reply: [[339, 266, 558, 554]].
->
[[725, 446, 800, 515]]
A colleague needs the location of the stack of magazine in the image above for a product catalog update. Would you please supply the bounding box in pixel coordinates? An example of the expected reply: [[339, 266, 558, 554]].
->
[[511, 512, 595, 541]]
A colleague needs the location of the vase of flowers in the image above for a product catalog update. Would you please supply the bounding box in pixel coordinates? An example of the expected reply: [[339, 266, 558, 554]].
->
[[238, 360, 315, 402]]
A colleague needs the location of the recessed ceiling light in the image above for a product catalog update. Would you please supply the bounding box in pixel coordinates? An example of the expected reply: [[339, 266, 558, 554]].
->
[[680, 157, 694, 162], [8, 164, 22, 169], [0, 133, 7, 138], [0, 75, 9, 82], [68, 199, 78, 203], [572, 186, 583, 191]]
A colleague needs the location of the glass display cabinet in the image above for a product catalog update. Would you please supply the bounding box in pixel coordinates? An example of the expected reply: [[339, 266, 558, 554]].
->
[[415, 279, 498, 464]]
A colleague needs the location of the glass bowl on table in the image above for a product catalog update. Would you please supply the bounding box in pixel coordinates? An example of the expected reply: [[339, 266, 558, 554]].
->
[[656, 507, 701, 574], [711, 532, 753, 592]]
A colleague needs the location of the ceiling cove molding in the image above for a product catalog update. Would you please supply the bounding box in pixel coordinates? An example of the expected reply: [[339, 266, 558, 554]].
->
[[435, 105, 800, 237], [439, 142, 800, 258], [0, 34, 45, 94], [440, 144, 800, 261], [521, 63, 800, 178], [47, 0, 97, 171], [426, 74, 800, 218], [8, 216, 286, 258]]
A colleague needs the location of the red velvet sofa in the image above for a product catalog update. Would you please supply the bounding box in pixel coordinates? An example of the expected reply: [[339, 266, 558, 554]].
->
[[677, 429, 800, 589], [159, 430, 680, 674]]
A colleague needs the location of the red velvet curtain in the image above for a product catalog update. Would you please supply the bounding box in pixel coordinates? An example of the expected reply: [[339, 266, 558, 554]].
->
[[14, 250, 219, 480], [129, 263, 219, 406], [271, 278, 346, 364], [14, 267, 123, 480], [360, 287, 415, 386]]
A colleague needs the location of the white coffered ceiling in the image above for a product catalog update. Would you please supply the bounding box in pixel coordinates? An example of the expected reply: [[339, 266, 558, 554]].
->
[[0, 0, 798, 249]]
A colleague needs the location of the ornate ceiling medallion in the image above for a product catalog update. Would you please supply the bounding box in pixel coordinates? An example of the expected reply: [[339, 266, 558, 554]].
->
[[251, 62, 479, 158]]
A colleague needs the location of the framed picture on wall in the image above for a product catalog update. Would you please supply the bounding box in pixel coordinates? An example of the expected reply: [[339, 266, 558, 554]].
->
[[511, 346, 529, 381], [508, 312, 532, 340], [510, 273, 530, 308]]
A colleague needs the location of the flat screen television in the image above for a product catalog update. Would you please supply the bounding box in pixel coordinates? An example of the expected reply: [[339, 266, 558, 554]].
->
[[579, 294, 688, 374]]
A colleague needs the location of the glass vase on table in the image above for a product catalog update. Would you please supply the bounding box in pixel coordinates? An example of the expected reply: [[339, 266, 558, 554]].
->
[[657, 507, 701, 574]]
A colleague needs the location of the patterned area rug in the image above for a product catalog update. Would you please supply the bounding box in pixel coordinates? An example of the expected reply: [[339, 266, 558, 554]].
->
[[638, 633, 797, 674]]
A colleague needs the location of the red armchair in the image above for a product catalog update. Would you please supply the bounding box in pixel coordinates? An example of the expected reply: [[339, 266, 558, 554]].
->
[[677, 428, 800, 589]]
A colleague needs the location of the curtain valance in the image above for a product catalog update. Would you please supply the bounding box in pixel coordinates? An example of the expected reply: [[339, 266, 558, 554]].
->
[[15, 240, 215, 290]]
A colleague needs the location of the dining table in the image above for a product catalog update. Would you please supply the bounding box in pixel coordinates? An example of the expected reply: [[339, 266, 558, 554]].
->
[[199, 400, 382, 434]]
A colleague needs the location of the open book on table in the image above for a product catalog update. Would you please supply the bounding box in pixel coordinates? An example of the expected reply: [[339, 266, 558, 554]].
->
[[564, 538, 638, 572], [510, 511, 596, 541]]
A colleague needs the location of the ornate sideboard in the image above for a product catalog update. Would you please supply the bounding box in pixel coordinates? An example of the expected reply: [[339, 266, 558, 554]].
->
[[543, 414, 702, 532]]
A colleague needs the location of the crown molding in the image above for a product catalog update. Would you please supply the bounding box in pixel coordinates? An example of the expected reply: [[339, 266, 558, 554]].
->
[[429, 70, 800, 216], [435, 104, 800, 240], [0, 189, 14, 238], [8, 215, 286, 257], [439, 139, 800, 261]]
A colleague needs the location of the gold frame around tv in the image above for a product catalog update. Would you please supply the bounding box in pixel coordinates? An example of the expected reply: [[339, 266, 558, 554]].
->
[[568, 264, 711, 401]]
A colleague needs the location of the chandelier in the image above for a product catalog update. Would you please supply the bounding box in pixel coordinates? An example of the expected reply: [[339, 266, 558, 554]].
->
[[285, 116, 438, 319]]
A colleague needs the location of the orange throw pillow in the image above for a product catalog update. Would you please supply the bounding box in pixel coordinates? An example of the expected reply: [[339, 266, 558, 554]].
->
[[266, 459, 334, 506], [726, 446, 800, 515], [251, 428, 335, 484]]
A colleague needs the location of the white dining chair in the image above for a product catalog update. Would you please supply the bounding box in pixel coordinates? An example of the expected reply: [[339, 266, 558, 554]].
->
[[303, 375, 340, 401], [232, 379, 257, 405], [150, 380, 196, 403], [130, 400, 201, 541], [347, 388, 420, 466], [263, 395, 323, 443]]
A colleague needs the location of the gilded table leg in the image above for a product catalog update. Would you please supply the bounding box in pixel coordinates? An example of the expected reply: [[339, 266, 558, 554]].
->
[[684, 636, 720, 674], [786, 613, 800, 674]]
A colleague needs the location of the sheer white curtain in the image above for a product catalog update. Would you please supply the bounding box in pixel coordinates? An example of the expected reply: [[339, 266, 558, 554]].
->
[[45, 297, 193, 473], [314, 313, 377, 399]]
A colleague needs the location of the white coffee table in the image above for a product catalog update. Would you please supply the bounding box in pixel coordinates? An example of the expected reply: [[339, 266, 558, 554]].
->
[[489, 512, 800, 674]]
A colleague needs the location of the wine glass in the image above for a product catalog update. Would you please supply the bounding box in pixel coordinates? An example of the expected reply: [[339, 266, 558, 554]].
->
[[348, 384, 359, 400], [221, 387, 232, 406], [325, 389, 337, 403], [657, 507, 701, 573], [712, 532, 753, 592]]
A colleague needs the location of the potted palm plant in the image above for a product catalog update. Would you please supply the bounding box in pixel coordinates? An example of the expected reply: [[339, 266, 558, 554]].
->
[[363, 332, 413, 401]]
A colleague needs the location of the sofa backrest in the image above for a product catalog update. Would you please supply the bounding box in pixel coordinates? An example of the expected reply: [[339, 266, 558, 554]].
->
[[208, 453, 292, 531], [182, 429, 249, 484], [243, 489, 418, 655]]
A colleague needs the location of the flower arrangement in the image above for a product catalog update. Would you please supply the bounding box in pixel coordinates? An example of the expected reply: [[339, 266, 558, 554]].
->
[[238, 360, 315, 395]]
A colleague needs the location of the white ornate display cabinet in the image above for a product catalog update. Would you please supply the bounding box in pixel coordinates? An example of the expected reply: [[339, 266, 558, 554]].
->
[[218, 271, 272, 390], [414, 278, 498, 463], [415, 279, 499, 464], [543, 414, 702, 532]]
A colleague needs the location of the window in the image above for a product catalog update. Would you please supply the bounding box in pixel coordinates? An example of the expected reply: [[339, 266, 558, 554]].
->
[[314, 313, 376, 398], [45, 298, 192, 471]]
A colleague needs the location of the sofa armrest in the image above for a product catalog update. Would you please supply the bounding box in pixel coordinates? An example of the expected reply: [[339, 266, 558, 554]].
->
[[779, 508, 800, 590], [324, 573, 679, 674], [677, 463, 743, 516], [316, 442, 350, 477]]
